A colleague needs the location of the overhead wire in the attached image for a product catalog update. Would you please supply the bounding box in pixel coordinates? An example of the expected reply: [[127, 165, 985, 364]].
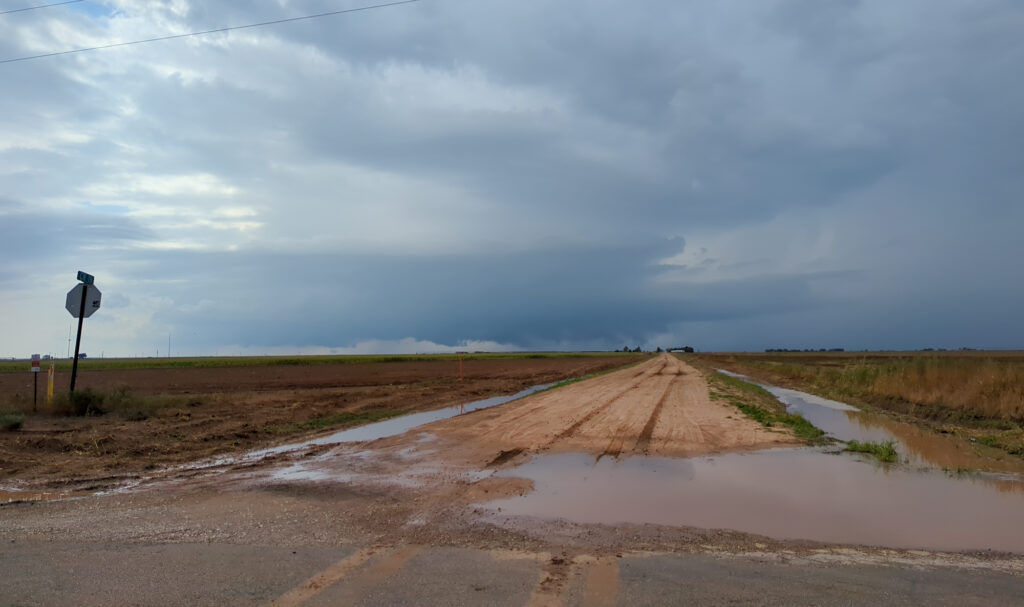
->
[[0, 0, 420, 64], [0, 0, 84, 16]]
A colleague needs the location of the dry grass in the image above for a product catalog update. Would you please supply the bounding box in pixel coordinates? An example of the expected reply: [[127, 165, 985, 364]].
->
[[700, 352, 1024, 422], [698, 351, 1024, 459]]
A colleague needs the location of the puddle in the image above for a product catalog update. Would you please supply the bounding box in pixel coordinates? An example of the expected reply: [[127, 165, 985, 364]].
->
[[259, 382, 555, 456], [718, 370, 1024, 474], [486, 450, 1024, 553], [484, 374, 1024, 553]]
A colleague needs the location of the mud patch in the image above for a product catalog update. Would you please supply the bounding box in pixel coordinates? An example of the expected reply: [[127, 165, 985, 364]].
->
[[487, 448, 525, 467]]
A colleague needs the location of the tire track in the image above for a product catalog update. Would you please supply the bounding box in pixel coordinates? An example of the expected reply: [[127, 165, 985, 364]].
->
[[633, 375, 677, 456], [461, 359, 665, 437]]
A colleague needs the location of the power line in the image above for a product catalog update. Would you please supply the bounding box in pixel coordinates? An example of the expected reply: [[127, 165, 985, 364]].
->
[[0, 0, 420, 64], [0, 0, 83, 16]]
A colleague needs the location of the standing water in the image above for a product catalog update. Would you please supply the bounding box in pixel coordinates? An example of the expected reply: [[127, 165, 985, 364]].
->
[[485, 374, 1024, 553]]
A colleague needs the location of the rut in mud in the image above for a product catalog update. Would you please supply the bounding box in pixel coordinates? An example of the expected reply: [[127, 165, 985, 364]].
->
[[378, 353, 798, 467]]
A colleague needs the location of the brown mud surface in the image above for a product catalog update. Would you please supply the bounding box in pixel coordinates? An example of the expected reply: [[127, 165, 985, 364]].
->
[[4, 352, 1023, 606], [0, 356, 640, 490], [6, 354, 1021, 576], [374, 354, 798, 470]]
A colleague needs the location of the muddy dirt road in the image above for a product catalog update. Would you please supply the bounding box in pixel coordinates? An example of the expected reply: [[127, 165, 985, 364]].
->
[[384, 354, 797, 468], [3, 354, 1023, 605]]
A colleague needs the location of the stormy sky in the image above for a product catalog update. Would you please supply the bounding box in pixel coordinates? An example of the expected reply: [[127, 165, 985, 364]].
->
[[1, 0, 1022, 358]]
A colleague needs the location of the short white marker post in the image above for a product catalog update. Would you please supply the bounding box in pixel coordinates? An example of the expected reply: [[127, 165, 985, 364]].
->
[[30, 354, 40, 412]]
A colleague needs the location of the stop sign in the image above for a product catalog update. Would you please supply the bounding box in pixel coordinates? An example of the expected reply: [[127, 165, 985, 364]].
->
[[66, 283, 102, 318]]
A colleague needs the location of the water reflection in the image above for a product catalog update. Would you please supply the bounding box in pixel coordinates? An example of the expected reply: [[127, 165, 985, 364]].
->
[[487, 450, 1024, 553], [719, 370, 1024, 475], [254, 382, 556, 457]]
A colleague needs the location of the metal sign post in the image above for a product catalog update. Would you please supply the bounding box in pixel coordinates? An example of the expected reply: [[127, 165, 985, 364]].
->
[[65, 272, 102, 394], [31, 354, 40, 412]]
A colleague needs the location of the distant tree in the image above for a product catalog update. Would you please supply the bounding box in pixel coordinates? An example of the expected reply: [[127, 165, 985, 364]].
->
[[655, 347, 663, 353], [632, 346, 642, 353], [682, 346, 694, 353]]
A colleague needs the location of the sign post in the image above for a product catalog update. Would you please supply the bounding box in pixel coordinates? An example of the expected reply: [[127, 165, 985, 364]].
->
[[31, 354, 40, 412], [65, 272, 102, 394], [47, 363, 54, 404]]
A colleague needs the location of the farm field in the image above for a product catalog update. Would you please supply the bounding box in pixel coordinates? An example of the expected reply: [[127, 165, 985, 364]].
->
[[0, 353, 643, 489], [695, 351, 1024, 458]]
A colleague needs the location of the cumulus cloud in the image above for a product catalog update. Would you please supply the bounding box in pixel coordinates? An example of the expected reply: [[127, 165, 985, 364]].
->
[[1, 0, 1022, 357]]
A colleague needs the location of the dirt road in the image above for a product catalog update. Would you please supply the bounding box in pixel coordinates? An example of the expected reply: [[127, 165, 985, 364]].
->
[[381, 353, 796, 469]]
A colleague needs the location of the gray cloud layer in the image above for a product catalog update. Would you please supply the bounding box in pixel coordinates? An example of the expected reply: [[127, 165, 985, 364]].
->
[[2, 0, 1022, 356]]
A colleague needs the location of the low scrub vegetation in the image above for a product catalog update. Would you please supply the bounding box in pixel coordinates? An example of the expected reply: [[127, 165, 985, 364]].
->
[[845, 439, 900, 463], [30, 386, 199, 420], [699, 351, 1024, 460], [705, 370, 825, 443], [700, 352, 1024, 421], [1, 413, 24, 431], [0, 351, 643, 374]]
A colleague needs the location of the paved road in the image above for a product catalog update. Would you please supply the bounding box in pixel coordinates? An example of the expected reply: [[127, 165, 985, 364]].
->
[[2, 540, 1023, 606]]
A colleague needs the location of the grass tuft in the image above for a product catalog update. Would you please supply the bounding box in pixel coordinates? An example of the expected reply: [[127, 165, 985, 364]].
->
[[845, 439, 900, 463], [704, 369, 826, 444], [45, 386, 198, 419], [1, 413, 24, 431]]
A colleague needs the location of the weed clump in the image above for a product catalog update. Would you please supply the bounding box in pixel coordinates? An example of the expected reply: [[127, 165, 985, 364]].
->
[[705, 370, 827, 444], [1, 413, 24, 431], [778, 412, 826, 440], [846, 439, 899, 463], [68, 388, 105, 416]]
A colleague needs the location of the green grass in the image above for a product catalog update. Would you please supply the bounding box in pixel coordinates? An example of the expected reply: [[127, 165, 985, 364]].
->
[[1, 413, 24, 431], [697, 351, 1024, 462], [777, 412, 826, 440], [845, 439, 900, 463], [0, 351, 641, 373], [706, 370, 826, 443]]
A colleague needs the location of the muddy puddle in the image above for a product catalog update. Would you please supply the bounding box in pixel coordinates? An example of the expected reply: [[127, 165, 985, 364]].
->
[[486, 449, 1024, 553], [718, 370, 1024, 474], [247, 382, 555, 459], [484, 376, 1024, 553]]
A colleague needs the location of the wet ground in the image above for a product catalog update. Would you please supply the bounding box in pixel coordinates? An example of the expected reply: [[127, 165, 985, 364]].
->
[[483, 369, 1024, 553], [727, 370, 1024, 473], [4, 356, 1024, 605], [486, 449, 1024, 553]]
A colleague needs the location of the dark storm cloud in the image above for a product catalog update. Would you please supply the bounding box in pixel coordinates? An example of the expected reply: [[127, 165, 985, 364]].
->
[[1, 0, 1023, 355], [106, 238, 849, 350]]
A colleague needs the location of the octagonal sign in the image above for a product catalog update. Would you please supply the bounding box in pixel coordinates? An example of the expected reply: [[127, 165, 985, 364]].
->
[[66, 284, 102, 319]]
